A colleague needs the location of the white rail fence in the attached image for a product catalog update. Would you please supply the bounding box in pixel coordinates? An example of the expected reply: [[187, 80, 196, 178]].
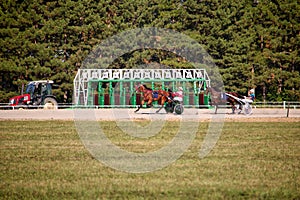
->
[[0, 101, 299, 110], [252, 101, 300, 109]]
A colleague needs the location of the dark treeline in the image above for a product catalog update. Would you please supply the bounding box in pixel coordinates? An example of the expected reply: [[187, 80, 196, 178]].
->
[[0, 0, 299, 103]]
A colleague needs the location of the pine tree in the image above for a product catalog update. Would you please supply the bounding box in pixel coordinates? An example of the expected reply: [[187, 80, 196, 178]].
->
[[1, 0, 299, 103]]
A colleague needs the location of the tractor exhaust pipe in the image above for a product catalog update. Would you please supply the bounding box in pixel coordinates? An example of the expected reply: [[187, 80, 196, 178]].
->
[[21, 83, 24, 95]]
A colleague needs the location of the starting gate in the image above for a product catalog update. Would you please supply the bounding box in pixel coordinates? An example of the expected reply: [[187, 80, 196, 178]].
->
[[73, 68, 210, 108]]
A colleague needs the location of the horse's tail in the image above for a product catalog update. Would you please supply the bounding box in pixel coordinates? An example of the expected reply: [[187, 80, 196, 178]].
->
[[143, 84, 152, 91]]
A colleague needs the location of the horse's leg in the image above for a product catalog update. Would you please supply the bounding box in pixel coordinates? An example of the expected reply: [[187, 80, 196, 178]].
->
[[231, 105, 235, 114], [135, 99, 144, 113], [215, 105, 218, 114], [134, 104, 141, 113], [156, 103, 164, 113], [147, 98, 153, 108], [231, 102, 236, 114], [156, 106, 163, 113], [237, 103, 243, 114], [156, 98, 164, 113], [227, 98, 235, 114]]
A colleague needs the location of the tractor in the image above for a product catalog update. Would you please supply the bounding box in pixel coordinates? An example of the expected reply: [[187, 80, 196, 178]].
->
[[9, 80, 58, 109]]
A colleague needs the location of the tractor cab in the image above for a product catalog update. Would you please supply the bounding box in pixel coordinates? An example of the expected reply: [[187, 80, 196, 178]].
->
[[25, 80, 53, 103]]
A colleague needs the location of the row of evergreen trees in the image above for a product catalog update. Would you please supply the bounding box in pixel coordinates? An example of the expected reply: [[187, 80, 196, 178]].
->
[[0, 0, 299, 103]]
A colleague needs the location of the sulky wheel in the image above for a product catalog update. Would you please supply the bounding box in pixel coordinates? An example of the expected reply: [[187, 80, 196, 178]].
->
[[43, 97, 58, 109], [174, 104, 184, 115], [243, 102, 252, 115]]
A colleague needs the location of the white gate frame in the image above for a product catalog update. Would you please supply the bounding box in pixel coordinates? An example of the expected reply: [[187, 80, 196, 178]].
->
[[73, 68, 211, 106]]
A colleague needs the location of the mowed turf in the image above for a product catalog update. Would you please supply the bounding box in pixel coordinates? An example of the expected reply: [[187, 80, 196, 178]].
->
[[0, 120, 299, 199]]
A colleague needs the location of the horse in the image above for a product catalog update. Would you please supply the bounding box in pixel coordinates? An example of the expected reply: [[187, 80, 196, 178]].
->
[[206, 87, 245, 114], [134, 84, 171, 113]]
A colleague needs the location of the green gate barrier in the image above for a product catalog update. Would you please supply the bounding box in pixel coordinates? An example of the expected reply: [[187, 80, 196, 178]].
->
[[89, 79, 209, 108]]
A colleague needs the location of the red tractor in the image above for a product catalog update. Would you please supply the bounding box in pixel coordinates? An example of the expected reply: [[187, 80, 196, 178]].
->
[[9, 80, 58, 109]]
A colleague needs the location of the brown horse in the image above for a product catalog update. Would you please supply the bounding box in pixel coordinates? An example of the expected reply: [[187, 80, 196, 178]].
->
[[134, 84, 170, 113], [206, 87, 245, 114]]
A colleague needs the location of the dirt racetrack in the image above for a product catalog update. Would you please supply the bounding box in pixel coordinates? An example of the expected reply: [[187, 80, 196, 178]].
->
[[0, 108, 299, 122]]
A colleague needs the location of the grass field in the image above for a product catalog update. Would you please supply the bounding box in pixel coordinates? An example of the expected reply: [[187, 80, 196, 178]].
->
[[1, 120, 299, 199]]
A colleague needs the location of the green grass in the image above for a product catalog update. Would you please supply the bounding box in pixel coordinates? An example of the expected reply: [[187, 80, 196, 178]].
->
[[0, 120, 299, 199]]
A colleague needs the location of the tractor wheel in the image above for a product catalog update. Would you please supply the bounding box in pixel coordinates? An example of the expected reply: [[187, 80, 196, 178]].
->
[[43, 97, 58, 109]]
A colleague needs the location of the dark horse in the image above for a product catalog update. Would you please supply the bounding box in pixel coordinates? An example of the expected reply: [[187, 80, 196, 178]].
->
[[134, 84, 170, 113], [206, 87, 245, 114]]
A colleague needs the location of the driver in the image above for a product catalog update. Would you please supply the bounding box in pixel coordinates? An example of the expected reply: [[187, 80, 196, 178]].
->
[[247, 89, 255, 101], [173, 87, 183, 102]]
